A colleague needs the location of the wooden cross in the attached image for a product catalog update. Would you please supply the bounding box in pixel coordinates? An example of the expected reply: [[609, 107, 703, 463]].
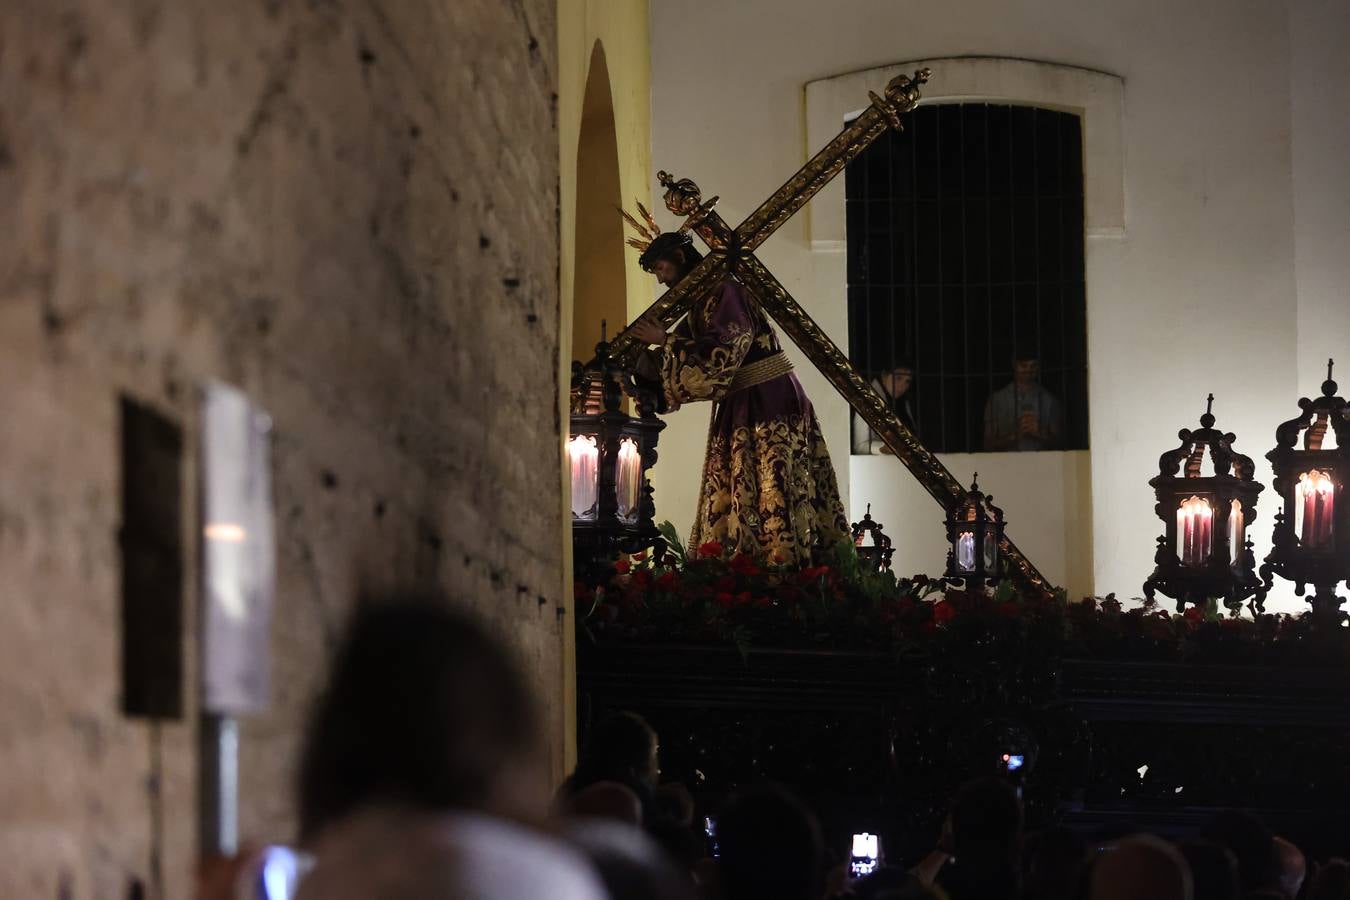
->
[[607, 68, 1054, 598]]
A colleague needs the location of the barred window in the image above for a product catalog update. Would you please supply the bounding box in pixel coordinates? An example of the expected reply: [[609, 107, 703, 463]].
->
[[846, 103, 1088, 455]]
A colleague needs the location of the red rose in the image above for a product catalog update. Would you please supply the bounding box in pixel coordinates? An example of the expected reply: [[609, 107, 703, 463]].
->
[[933, 600, 957, 624], [714, 591, 737, 609], [656, 571, 679, 591], [714, 575, 737, 593], [1183, 606, 1204, 623], [613, 559, 631, 575], [997, 602, 1020, 618], [798, 565, 830, 583], [631, 569, 652, 589], [697, 541, 725, 559], [729, 553, 761, 576]]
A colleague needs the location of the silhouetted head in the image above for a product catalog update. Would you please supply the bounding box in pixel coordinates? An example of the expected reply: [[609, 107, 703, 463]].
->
[[951, 777, 1023, 860], [297, 596, 543, 841], [1200, 810, 1276, 894], [717, 784, 824, 900]]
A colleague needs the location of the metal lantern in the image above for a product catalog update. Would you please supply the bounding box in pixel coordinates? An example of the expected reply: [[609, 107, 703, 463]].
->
[[851, 504, 895, 573], [944, 474, 1005, 588], [568, 327, 666, 584], [1142, 395, 1264, 614], [1257, 360, 1349, 617]]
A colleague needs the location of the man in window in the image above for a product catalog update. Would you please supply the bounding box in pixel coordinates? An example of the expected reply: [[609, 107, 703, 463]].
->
[[983, 350, 1063, 452], [852, 361, 918, 454]]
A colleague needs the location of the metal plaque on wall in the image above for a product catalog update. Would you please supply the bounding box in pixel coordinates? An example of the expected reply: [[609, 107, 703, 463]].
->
[[200, 381, 276, 715]]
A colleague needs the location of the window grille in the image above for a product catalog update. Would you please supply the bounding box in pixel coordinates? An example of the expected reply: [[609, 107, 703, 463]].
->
[[846, 103, 1088, 454]]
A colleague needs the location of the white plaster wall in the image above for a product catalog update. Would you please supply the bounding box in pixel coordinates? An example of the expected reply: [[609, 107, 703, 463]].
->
[[853, 451, 1095, 599], [648, 0, 1334, 611], [1290, 0, 1350, 400]]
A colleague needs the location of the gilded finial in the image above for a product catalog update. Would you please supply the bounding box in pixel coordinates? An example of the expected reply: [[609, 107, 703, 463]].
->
[[618, 199, 662, 252]]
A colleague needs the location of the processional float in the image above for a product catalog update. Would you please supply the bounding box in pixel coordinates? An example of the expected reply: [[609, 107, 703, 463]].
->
[[586, 68, 1056, 600]]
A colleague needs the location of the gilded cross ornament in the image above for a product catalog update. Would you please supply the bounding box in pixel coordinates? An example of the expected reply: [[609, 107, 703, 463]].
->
[[600, 67, 1055, 599]]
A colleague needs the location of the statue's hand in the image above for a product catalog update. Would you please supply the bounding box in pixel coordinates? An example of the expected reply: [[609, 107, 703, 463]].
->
[[628, 317, 668, 347]]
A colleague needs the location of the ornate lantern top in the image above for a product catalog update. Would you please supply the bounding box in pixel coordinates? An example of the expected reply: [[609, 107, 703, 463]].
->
[[1273, 360, 1348, 452], [953, 473, 1004, 525], [1152, 394, 1258, 482], [851, 503, 895, 572]]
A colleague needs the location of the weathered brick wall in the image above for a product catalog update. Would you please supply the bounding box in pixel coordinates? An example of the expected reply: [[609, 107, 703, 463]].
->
[[0, 1, 561, 896]]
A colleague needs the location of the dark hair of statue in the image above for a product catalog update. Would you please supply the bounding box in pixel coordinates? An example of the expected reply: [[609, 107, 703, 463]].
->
[[638, 231, 704, 275]]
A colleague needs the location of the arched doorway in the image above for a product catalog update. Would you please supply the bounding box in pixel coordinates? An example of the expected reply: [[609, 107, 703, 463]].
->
[[571, 41, 629, 360]]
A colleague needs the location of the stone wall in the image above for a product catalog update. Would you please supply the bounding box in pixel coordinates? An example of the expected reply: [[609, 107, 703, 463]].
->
[[0, 1, 561, 896]]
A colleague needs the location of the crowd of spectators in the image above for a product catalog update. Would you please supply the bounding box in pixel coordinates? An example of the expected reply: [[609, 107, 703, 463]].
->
[[198, 598, 1350, 900]]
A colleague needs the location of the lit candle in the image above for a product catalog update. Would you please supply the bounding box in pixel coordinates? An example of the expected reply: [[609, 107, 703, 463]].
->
[[615, 438, 642, 521], [1300, 472, 1315, 544], [1199, 500, 1213, 561], [1177, 496, 1213, 565], [568, 434, 599, 518], [1297, 470, 1335, 549], [1325, 475, 1337, 546], [957, 531, 976, 570], [1227, 499, 1244, 564]]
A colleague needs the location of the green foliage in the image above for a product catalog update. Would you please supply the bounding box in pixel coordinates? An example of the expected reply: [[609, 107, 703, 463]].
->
[[657, 520, 687, 565]]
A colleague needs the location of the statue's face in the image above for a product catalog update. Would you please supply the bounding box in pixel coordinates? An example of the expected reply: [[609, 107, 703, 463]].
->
[[651, 256, 681, 286]]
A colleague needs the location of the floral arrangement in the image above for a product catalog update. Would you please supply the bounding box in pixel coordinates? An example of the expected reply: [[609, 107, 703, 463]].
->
[[577, 524, 1350, 665]]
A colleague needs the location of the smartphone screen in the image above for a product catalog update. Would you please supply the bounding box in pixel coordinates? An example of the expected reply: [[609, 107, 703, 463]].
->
[[1002, 753, 1025, 772], [704, 815, 720, 859], [849, 832, 880, 877], [255, 846, 314, 900]]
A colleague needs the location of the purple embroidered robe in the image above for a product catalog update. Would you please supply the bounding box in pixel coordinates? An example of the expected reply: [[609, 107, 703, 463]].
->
[[658, 278, 849, 564]]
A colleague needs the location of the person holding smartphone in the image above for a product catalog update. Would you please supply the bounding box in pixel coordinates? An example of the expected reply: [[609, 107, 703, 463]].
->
[[983, 351, 1064, 452]]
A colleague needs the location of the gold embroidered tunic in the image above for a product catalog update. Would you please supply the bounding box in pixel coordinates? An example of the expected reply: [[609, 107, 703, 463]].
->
[[659, 278, 849, 564]]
